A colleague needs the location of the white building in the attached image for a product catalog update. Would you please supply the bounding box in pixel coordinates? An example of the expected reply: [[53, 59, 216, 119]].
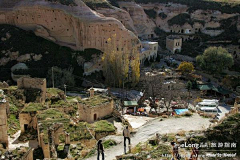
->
[[139, 41, 158, 64]]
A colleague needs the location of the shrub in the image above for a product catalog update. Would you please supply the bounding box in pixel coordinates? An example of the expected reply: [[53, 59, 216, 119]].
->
[[144, 9, 157, 19], [162, 115, 168, 118], [181, 111, 193, 117], [158, 12, 167, 19]]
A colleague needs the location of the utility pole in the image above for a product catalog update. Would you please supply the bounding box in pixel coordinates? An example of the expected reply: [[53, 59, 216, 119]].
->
[[52, 67, 55, 88], [64, 84, 67, 97]]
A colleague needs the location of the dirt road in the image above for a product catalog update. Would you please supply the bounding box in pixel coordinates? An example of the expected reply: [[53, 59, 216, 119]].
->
[[86, 114, 211, 160]]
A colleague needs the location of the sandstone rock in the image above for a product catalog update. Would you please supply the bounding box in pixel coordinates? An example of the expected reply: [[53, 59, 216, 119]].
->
[[0, 57, 10, 66], [77, 55, 85, 66], [9, 51, 19, 60], [118, 2, 156, 39], [2, 81, 9, 88], [0, 0, 139, 53], [5, 32, 11, 39], [1, 37, 6, 41], [32, 54, 42, 61], [17, 54, 31, 62], [11, 63, 28, 72], [96, 7, 137, 35]]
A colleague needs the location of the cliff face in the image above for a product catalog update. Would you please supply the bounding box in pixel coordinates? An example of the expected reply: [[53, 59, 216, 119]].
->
[[0, 0, 139, 52], [96, 7, 138, 35], [118, 2, 156, 39]]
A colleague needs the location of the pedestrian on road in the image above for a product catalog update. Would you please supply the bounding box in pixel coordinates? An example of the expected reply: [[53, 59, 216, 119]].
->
[[123, 126, 131, 147], [171, 142, 181, 160], [97, 140, 104, 160]]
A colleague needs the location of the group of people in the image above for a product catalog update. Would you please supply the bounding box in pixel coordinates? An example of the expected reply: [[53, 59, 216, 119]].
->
[[97, 126, 199, 160], [97, 126, 131, 160]]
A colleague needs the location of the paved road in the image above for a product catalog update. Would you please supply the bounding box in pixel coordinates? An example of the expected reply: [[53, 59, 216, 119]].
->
[[86, 114, 211, 160]]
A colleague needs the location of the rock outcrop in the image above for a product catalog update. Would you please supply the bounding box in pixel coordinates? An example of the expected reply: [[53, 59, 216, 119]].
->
[[0, 0, 139, 52], [118, 2, 156, 39]]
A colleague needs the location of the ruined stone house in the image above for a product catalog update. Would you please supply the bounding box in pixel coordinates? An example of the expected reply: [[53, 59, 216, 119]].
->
[[17, 77, 47, 103], [78, 89, 113, 123], [0, 89, 9, 148]]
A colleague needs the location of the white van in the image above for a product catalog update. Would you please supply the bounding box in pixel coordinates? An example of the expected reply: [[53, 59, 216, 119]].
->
[[197, 101, 218, 112]]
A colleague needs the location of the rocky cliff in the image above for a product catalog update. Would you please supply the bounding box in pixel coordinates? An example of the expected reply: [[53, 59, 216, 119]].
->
[[0, 0, 139, 52]]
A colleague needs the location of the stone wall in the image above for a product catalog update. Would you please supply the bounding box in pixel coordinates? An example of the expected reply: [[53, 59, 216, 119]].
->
[[78, 100, 114, 123], [17, 77, 46, 103], [21, 148, 34, 160], [0, 102, 8, 148]]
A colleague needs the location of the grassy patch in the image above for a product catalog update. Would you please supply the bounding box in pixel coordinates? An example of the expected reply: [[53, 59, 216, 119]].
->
[[37, 109, 92, 143], [47, 88, 64, 97], [93, 120, 115, 133], [22, 103, 46, 113], [7, 114, 20, 135], [37, 108, 68, 120], [78, 95, 110, 107], [103, 139, 117, 149]]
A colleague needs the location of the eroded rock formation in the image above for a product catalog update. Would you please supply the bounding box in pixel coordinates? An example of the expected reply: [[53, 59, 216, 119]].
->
[[0, 0, 139, 52]]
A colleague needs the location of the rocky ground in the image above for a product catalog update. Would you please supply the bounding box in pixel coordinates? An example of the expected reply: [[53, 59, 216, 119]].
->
[[86, 113, 211, 160]]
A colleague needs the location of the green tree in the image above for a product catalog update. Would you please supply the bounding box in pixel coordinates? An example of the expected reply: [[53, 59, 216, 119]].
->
[[196, 47, 234, 74]]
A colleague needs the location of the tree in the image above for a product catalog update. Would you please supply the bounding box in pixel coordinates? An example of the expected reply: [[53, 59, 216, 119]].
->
[[47, 67, 75, 88], [102, 34, 140, 87], [196, 47, 234, 74], [130, 46, 140, 87], [177, 61, 194, 74]]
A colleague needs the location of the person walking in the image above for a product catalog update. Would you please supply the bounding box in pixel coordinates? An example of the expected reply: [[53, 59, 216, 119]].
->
[[171, 142, 181, 160], [123, 126, 131, 147], [97, 140, 104, 160]]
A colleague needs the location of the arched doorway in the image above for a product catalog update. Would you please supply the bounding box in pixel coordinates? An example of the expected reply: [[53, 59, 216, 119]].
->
[[94, 114, 97, 121]]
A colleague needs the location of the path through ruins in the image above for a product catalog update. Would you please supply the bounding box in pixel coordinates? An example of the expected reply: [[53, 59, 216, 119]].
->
[[86, 113, 211, 160]]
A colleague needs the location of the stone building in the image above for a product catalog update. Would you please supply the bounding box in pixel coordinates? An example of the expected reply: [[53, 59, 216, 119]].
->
[[17, 77, 47, 103], [0, 89, 9, 148], [139, 41, 158, 64], [166, 35, 182, 54], [19, 103, 45, 133], [78, 90, 113, 123]]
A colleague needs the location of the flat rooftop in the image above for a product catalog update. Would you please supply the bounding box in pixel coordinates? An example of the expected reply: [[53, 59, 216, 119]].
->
[[141, 41, 158, 45]]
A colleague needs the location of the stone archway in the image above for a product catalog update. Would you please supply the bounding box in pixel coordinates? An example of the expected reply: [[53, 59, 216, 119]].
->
[[175, 49, 180, 54]]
